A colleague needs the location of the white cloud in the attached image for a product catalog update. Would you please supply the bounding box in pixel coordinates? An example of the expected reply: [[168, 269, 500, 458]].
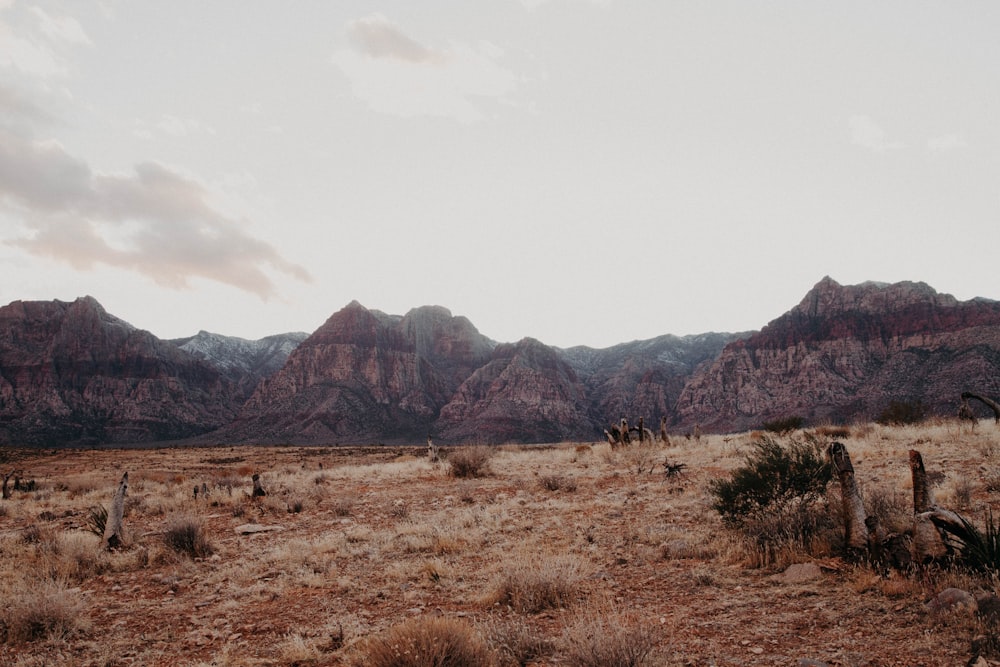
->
[[849, 114, 905, 153], [30, 7, 91, 47], [0, 5, 89, 78], [0, 127, 311, 297], [927, 133, 967, 152], [331, 13, 520, 123], [0, 21, 65, 77]]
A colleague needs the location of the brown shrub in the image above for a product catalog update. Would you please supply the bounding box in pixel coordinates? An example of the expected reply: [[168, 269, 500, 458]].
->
[[162, 515, 213, 559], [486, 554, 587, 613], [448, 446, 494, 479], [2, 581, 87, 643], [356, 615, 495, 667], [481, 615, 552, 667], [560, 608, 657, 667]]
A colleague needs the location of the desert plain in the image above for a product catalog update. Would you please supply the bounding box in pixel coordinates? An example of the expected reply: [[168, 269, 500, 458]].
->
[[1, 420, 999, 666]]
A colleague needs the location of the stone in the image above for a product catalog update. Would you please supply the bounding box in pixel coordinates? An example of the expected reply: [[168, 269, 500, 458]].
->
[[234, 523, 284, 535], [780, 563, 824, 584], [924, 587, 977, 614]]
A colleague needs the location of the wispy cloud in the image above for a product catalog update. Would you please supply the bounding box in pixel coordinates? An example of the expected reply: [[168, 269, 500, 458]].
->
[[927, 133, 967, 152], [0, 127, 311, 297], [849, 114, 905, 153], [518, 0, 613, 9], [132, 114, 217, 140], [331, 13, 519, 123], [0, 4, 88, 78]]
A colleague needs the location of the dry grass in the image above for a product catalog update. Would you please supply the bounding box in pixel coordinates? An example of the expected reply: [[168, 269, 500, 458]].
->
[[447, 445, 495, 478], [0, 423, 998, 664], [485, 552, 589, 613], [560, 605, 659, 667], [353, 615, 495, 667]]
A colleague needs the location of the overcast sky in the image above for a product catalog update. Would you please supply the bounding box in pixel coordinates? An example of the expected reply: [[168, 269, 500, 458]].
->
[[1, 1, 998, 348]]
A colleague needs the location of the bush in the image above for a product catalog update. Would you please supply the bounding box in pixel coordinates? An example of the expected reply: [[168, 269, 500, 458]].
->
[[2, 581, 86, 643], [760, 416, 804, 434], [448, 446, 494, 479], [357, 615, 495, 667], [85, 505, 107, 538], [877, 399, 927, 425], [481, 615, 552, 667], [709, 436, 833, 560], [560, 609, 657, 667], [937, 510, 1000, 575], [487, 554, 586, 613], [539, 475, 576, 492], [162, 516, 213, 558]]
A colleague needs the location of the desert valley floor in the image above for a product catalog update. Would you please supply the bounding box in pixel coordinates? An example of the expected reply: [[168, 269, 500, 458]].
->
[[2, 421, 1000, 666]]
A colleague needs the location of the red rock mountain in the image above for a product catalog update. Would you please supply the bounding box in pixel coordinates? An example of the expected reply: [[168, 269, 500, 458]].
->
[[675, 277, 1000, 432], [3, 278, 999, 446], [0, 297, 238, 445], [435, 337, 595, 443], [220, 302, 496, 443]]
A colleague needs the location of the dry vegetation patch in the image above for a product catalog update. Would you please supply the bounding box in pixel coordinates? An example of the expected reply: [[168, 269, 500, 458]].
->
[[0, 422, 998, 665]]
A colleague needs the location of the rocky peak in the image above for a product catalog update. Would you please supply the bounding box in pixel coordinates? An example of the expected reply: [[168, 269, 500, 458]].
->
[[793, 276, 956, 319], [676, 278, 1000, 432], [172, 329, 308, 398], [0, 296, 239, 445]]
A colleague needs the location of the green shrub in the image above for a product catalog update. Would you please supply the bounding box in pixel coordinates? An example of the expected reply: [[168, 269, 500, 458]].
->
[[710, 436, 832, 526], [936, 510, 1000, 575], [709, 436, 834, 563], [85, 505, 107, 538]]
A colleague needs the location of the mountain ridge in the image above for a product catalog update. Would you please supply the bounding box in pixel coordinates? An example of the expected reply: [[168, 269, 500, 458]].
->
[[2, 277, 999, 445]]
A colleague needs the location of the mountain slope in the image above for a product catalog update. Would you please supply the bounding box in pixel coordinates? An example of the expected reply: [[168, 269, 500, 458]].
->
[[675, 277, 1000, 432], [171, 330, 308, 398], [0, 297, 239, 445], [219, 301, 496, 443]]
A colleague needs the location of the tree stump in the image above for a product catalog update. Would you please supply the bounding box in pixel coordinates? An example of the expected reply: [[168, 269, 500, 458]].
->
[[252, 473, 266, 497], [909, 449, 934, 514], [829, 442, 869, 555], [103, 472, 128, 550]]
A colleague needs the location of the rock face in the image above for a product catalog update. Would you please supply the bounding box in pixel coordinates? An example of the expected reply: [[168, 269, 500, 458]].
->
[[221, 302, 497, 443], [675, 277, 1000, 432], [436, 338, 596, 443], [0, 297, 239, 445], [4, 278, 1000, 445], [171, 330, 308, 399], [561, 333, 745, 430]]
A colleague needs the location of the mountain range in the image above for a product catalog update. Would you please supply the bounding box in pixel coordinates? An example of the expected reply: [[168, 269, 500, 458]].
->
[[1, 277, 999, 447]]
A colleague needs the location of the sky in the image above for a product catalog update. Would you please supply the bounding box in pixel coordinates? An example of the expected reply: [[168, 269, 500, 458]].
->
[[1, 1, 998, 349]]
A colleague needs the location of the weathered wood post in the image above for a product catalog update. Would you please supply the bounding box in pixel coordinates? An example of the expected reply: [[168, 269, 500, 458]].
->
[[909, 449, 934, 513], [910, 449, 949, 563], [828, 442, 869, 555], [252, 473, 266, 497], [103, 472, 128, 550], [660, 416, 671, 446], [638, 417, 645, 443], [427, 435, 440, 463]]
